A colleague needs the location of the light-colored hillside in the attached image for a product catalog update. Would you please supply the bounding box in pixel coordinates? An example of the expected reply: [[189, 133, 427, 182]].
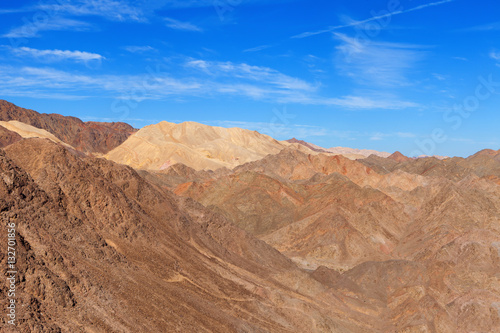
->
[[0, 120, 73, 148], [105, 121, 321, 171], [323, 146, 391, 158], [286, 138, 390, 159]]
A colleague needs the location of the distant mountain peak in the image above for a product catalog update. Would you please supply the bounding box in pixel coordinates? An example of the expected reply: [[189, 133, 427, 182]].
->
[[285, 138, 329, 153], [388, 151, 411, 163]]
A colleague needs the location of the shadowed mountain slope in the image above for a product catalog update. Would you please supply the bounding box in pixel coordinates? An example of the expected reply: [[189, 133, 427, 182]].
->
[[0, 100, 135, 153], [0, 125, 21, 148]]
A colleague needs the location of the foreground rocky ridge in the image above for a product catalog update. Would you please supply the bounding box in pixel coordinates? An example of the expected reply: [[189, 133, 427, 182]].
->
[[1, 138, 393, 332]]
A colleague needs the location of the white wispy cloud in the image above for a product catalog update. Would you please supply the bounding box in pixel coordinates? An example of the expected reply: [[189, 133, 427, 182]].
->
[[284, 94, 420, 109], [158, 0, 229, 8], [370, 132, 416, 141], [81, 116, 163, 124], [3, 18, 91, 38], [243, 45, 272, 52], [11, 47, 104, 63], [397, 132, 417, 138], [184, 59, 315, 91], [37, 0, 146, 22], [154, 0, 295, 8], [370, 133, 385, 141], [164, 18, 202, 32], [0, 65, 201, 100], [124, 45, 157, 53], [432, 73, 447, 81], [205, 120, 329, 139], [1, 62, 313, 101], [458, 21, 500, 32], [328, 96, 419, 109], [0, 61, 420, 110], [2, 1, 145, 39], [334, 33, 426, 86], [490, 51, 500, 61], [292, 0, 456, 38], [0, 8, 30, 14]]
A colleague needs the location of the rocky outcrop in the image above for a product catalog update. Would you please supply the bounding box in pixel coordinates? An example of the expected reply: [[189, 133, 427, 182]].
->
[[0, 100, 135, 153], [0, 125, 21, 148]]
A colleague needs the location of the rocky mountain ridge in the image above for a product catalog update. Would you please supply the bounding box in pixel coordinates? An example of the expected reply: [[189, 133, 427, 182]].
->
[[1, 101, 499, 332], [0, 100, 135, 154]]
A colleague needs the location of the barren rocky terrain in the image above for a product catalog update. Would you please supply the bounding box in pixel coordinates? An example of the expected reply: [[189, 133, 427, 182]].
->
[[0, 100, 135, 154], [149, 148, 500, 332], [1, 102, 499, 332]]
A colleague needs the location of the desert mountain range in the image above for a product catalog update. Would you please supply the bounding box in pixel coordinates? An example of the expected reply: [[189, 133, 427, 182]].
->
[[1, 100, 499, 332], [103, 120, 376, 171]]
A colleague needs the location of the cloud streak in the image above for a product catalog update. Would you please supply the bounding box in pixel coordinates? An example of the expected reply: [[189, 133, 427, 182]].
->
[[184, 59, 315, 91], [292, 0, 456, 39], [37, 0, 146, 22], [370, 132, 416, 141], [0, 60, 420, 110], [1, 0, 146, 40], [205, 120, 330, 139], [458, 21, 500, 32], [243, 44, 272, 52], [124, 45, 157, 53], [2, 18, 91, 38], [334, 33, 427, 87], [490, 52, 500, 61], [11, 47, 104, 63], [164, 17, 202, 32]]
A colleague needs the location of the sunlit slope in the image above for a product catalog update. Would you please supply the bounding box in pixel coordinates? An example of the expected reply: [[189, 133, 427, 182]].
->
[[105, 120, 317, 170], [0, 120, 74, 148]]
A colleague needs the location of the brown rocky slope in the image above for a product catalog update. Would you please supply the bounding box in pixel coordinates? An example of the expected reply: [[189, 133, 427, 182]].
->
[[152, 147, 500, 332], [0, 100, 135, 154], [0, 101, 499, 332], [0, 125, 22, 148], [1, 138, 393, 332]]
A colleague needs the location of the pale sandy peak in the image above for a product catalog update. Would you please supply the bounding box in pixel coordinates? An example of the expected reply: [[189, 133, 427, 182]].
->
[[106, 120, 323, 171], [0, 120, 74, 149]]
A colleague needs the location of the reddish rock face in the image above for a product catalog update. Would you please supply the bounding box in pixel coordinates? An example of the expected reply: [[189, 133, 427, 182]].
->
[[0, 100, 136, 154], [0, 125, 22, 148], [286, 137, 330, 153], [387, 151, 411, 163]]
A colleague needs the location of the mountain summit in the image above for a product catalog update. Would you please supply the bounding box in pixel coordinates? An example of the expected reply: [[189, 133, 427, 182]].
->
[[105, 120, 319, 171]]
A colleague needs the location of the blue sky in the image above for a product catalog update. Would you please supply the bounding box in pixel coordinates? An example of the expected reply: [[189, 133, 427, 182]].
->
[[0, 0, 499, 157]]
